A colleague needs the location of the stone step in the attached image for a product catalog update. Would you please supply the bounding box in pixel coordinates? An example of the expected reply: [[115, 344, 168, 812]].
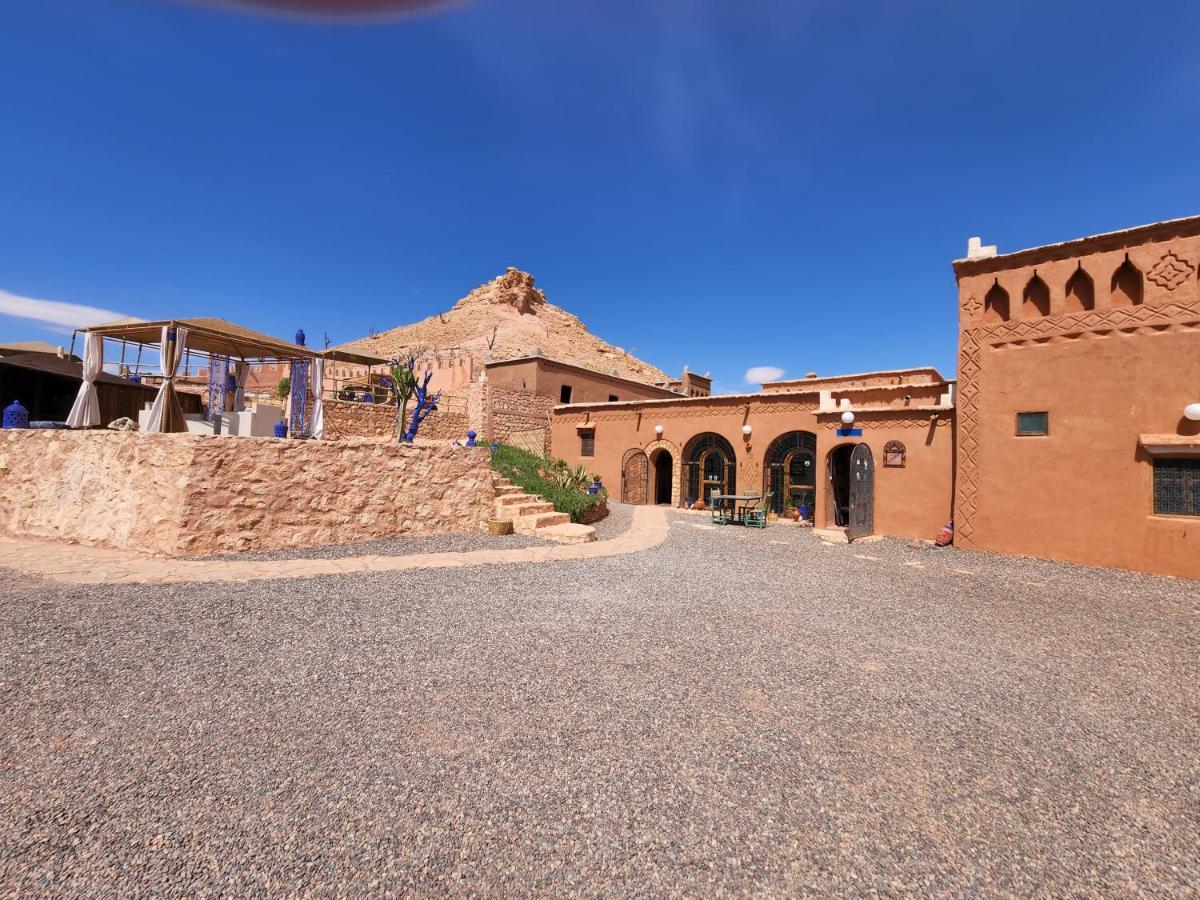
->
[[515, 511, 571, 533], [812, 528, 849, 544], [493, 477, 513, 488], [493, 485, 524, 497], [495, 493, 540, 508], [537, 523, 597, 544], [493, 502, 555, 522], [510, 501, 555, 518]]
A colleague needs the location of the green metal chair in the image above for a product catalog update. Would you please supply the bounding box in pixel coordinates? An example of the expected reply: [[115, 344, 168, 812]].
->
[[743, 492, 772, 528], [709, 488, 729, 525]]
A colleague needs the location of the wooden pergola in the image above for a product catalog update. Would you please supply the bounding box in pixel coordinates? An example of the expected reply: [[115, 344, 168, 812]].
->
[[78, 317, 319, 433]]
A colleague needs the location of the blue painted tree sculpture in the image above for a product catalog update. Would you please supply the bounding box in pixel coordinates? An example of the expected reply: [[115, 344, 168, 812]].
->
[[404, 368, 442, 443], [388, 354, 442, 444]]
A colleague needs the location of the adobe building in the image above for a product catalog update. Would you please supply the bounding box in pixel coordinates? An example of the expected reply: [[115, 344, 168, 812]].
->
[[485, 354, 687, 405], [549, 367, 956, 541], [953, 216, 1200, 580]]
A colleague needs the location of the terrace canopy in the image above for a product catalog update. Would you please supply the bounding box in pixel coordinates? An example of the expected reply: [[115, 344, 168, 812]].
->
[[70, 317, 319, 433]]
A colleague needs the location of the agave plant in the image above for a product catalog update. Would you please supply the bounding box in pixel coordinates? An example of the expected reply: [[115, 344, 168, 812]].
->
[[551, 463, 592, 493]]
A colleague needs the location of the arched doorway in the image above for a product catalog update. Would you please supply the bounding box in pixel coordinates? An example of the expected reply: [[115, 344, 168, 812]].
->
[[651, 449, 673, 504], [621, 448, 648, 504], [763, 431, 817, 518], [682, 433, 736, 506], [827, 443, 874, 539]]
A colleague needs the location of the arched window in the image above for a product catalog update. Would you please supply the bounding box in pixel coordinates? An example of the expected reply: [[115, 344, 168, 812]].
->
[[1064, 266, 1095, 313], [682, 432, 736, 506], [1022, 273, 1050, 318], [1111, 256, 1143, 307], [763, 431, 816, 515], [984, 281, 1010, 323]]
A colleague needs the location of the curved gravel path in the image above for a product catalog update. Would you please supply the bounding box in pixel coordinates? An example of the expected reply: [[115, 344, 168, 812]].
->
[[2, 511, 1197, 895]]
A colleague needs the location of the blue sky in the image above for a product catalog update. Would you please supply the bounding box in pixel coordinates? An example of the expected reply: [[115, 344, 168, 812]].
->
[[3, 0, 1199, 391]]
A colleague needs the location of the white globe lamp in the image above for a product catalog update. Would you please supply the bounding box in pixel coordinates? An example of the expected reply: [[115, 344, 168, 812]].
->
[[654, 424, 664, 435], [841, 411, 855, 425], [742, 424, 752, 436], [1185, 402, 1200, 422]]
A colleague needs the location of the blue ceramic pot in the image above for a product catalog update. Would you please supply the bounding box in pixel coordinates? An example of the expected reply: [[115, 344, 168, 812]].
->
[[3, 400, 30, 429], [273, 420, 287, 438]]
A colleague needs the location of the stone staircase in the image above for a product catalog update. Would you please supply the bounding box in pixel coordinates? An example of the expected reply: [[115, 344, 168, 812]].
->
[[492, 477, 597, 544]]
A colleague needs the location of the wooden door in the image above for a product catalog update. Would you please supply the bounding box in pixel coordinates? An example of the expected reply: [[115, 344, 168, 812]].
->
[[847, 443, 874, 540], [621, 449, 649, 504]]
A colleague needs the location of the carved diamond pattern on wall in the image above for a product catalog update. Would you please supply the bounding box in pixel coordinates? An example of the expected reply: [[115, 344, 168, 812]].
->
[[1147, 252, 1193, 291], [974, 297, 1200, 345], [954, 294, 1200, 547]]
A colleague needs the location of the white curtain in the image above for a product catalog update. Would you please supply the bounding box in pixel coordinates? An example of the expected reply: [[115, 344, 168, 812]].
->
[[307, 358, 325, 438], [145, 326, 189, 432], [65, 332, 104, 428], [233, 360, 250, 412]]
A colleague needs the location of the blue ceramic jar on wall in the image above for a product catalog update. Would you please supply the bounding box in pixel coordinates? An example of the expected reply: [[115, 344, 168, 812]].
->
[[3, 400, 30, 429]]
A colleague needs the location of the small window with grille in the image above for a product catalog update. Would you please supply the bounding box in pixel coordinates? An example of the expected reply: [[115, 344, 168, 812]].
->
[[1016, 411, 1048, 436], [580, 430, 595, 457], [1153, 458, 1200, 517]]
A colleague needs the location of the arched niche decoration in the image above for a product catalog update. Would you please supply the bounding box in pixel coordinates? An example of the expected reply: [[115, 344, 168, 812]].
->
[[984, 280, 1010, 323], [1064, 266, 1095, 313], [1022, 273, 1050, 318], [1111, 256, 1144, 307]]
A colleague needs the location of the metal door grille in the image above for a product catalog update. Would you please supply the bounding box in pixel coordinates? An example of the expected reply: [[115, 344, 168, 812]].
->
[[1154, 459, 1200, 517], [848, 443, 875, 540]]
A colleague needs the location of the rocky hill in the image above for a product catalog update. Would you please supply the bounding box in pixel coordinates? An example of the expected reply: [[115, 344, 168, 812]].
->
[[336, 268, 669, 384]]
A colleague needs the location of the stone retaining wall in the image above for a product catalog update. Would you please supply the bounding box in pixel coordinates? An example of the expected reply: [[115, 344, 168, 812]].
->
[[484, 384, 555, 451], [0, 431, 495, 556], [322, 399, 395, 440], [322, 396, 470, 442]]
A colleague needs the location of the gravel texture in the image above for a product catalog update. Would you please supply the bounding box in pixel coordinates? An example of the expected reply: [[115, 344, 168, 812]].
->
[[2, 511, 1197, 895], [181, 502, 633, 562], [589, 500, 634, 541], [182, 528, 544, 562]]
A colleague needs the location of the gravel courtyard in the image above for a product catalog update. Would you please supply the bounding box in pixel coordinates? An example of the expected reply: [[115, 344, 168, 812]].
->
[[2, 506, 1197, 895]]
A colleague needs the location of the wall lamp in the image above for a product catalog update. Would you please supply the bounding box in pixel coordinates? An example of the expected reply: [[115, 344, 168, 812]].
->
[[654, 424, 664, 435], [1185, 402, 1200, 421], [841, 410, 855, 425]]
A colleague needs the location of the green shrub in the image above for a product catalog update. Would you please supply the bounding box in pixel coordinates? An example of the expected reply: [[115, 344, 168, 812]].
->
[[490, 444, 606, 524]]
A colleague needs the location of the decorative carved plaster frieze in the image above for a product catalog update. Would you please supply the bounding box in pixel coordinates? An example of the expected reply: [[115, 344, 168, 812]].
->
[[1146, 251, 1194, 292]]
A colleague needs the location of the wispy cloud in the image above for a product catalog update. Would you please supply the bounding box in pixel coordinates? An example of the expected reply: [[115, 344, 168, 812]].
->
[[642, 2, 779, 170], [745, 365, 784, 384], [0, 288, 133, 331]]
